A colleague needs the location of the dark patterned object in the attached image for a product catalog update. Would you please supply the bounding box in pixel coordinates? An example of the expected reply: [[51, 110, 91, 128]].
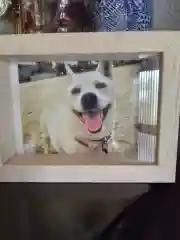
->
[[89, 0, 152, 31], [64, 2, 93, 32]]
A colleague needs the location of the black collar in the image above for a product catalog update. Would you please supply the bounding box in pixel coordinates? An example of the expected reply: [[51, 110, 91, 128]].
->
[[75, 133, 111, 154]]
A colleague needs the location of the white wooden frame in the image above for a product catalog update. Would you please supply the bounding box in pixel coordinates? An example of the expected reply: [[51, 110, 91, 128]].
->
[[0, 32, 179, 182]]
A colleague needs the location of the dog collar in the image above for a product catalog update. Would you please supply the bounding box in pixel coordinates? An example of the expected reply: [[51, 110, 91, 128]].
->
[[75, 133, 112, 154]]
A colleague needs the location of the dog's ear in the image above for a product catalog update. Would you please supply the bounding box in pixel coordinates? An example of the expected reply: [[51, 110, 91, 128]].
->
[[64, 63, 75, 76], [96, 61, 103, 73], [96, 61, 113, 79]]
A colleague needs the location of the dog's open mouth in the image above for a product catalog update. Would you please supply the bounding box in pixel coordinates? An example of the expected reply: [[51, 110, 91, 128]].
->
[[73, 104, 111, 133]]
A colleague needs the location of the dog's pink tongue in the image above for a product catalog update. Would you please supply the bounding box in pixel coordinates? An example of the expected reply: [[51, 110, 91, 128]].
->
[[83, 113, 102, 132]]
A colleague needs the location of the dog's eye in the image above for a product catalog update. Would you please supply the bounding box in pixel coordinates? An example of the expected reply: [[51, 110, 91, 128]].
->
[[71, 87, 81, 95], [95, 82, 107, 89]]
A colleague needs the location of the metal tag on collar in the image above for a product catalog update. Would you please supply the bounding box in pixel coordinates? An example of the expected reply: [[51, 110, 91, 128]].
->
[[102, 133, 111, 154]]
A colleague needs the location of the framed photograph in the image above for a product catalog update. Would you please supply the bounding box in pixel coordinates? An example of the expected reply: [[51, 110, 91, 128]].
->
[[0, 32, 179, 182]]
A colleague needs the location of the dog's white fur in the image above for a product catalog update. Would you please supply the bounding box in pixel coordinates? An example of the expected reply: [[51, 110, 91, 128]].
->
[[40, 63, 114, 154]]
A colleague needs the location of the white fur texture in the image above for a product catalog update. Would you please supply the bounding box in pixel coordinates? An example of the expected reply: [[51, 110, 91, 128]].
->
[[39, 64, 114, 154], [21, 63, 139, 157]]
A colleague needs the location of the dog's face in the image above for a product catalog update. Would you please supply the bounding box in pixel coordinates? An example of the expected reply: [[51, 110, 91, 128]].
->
[[66, 63, 114, 133]]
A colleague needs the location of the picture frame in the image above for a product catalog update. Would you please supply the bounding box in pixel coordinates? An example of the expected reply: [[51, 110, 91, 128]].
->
[[0, 32, 179, 182]]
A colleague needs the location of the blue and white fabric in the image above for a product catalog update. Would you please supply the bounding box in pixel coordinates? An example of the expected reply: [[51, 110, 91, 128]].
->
[[90, 0, 152, 31]]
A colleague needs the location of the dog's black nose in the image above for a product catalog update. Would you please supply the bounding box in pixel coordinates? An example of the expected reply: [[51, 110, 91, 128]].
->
[[81, 92, 98, 111]]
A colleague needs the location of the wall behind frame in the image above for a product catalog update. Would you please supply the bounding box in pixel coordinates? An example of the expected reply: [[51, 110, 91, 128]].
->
[[153, 0, 180, 29]]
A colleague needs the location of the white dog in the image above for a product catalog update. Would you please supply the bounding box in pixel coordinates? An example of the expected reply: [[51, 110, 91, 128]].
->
[[40, 63, 115, 154]]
